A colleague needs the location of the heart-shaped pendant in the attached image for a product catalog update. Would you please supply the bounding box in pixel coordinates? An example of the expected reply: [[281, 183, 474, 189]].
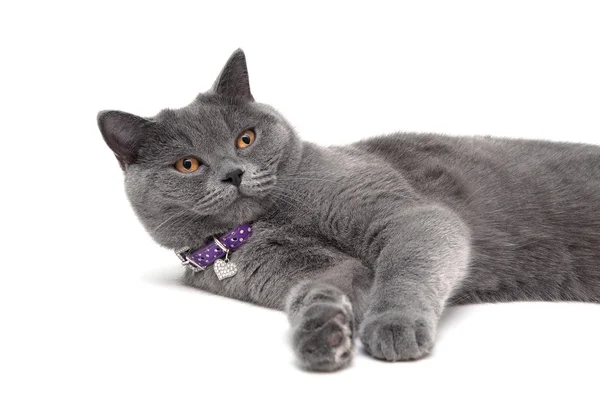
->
[[213, 259, 238, 280]]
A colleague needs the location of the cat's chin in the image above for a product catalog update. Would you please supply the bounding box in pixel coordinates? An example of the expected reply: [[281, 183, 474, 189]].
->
[[219, 195, 265, 225]]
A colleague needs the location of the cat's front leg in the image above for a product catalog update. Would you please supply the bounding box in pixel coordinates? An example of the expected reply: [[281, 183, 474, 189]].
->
[[286, 281, 355, 371], [360, 205, 471, 361]]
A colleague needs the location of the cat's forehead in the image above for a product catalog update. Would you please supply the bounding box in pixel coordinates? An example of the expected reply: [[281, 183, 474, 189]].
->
[[157, 103, 225, 134], [155, 99, 264, 136]]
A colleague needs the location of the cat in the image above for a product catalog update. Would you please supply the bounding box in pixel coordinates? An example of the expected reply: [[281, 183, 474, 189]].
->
[[97, 49, 600, 372]]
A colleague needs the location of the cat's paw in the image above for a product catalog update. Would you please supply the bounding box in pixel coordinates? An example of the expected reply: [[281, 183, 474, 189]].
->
[[359, 311, 435, 361], [291, 302, 354, 372]]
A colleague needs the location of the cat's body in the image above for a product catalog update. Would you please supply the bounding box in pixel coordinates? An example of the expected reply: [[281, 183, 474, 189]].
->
[[358, 134, 600, 304], [98, 50, 600, 371]]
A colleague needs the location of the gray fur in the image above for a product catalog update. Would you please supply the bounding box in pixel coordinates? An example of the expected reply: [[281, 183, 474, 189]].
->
[[97, 49, 600, 372]]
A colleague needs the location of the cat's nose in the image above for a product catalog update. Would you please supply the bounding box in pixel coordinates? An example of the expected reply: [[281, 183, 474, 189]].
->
[[222, 168, 244, 187]]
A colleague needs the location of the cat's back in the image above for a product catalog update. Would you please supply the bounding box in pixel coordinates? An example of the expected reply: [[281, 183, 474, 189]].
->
[[353, 132, 600, 205], [355, 132, 600, 175]]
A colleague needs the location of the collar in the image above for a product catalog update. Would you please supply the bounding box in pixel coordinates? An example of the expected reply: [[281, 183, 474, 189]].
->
[[175, 223, 253, 272]]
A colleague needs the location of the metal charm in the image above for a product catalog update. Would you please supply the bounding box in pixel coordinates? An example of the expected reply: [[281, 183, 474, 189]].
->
[[212, 237, 237, 279], [203, 237, 236, 280], [213, 258, 238, 280]]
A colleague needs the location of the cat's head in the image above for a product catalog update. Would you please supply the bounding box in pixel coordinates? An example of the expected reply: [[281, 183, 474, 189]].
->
[[97, 49, 301, 249]]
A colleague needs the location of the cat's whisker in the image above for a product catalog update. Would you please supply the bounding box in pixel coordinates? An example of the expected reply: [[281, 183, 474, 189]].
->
[[251, 170, 276, 181], [193, 190, 220, 208], [175, 213, 205, 236], [153, 208, 206, 237], [279, 175, 341, 184], [268, 188, 311, 212], [153, 209, 189, 234], [250, 174, 277, 187], [268, 188, 300, 205], [284, 172, 334, 177], [270, 194, 303, 212], [193, 192, 231, 214]]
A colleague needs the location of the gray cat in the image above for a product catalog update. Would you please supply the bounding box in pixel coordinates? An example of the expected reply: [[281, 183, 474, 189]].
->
[[97, 49, 600, 372]]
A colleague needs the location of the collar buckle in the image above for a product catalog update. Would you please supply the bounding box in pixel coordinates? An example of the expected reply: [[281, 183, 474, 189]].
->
[[175, 247, 206, 272]]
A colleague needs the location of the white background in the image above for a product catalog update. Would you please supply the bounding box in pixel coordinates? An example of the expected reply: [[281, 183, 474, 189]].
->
[[1, 1, 599, 399]]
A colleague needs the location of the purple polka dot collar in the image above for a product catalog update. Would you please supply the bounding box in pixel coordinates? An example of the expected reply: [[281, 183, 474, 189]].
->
[[175, 223, 253, 277]]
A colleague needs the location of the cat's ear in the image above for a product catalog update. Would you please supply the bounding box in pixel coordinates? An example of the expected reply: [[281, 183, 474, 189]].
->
[[211, 49, 254, 102], [97, 110, 152, 168]]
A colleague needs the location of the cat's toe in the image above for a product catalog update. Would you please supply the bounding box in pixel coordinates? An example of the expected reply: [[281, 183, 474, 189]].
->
[[359, 311, 435, 362], [292, 303, 354, 372]]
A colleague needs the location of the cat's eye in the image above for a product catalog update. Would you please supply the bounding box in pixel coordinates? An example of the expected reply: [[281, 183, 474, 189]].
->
[[236, 129, 256, 149], [174, 157, 200, 173]]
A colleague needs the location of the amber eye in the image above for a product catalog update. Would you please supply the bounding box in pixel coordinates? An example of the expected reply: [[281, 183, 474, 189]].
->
[[236, 129, 256, 149], [174, 157, 200, 173]]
